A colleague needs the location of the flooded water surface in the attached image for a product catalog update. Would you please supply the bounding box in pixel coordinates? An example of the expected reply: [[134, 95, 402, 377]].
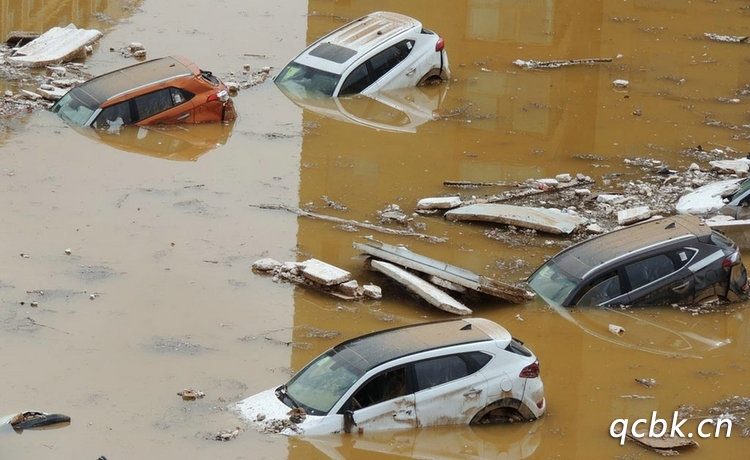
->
[[1, 0, 748, 458]]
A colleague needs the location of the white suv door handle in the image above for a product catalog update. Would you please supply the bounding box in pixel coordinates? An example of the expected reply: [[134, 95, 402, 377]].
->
[[463, 388, 482, 398], [406, 67, 416, 76]]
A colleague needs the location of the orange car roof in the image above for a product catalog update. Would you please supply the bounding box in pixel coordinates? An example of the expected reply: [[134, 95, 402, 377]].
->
[[74, 56, 197, 107]]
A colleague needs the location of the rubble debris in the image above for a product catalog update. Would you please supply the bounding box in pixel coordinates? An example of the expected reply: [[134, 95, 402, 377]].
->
[[429, 275, 468, 294], [620, 394, 655, 400], [513, 57, 612, 70], [222, 66, 271, 91], [321, 195, 348, 211], [677, 396, 750, 437], [287, 407, 307, 424], [617, 206, 651, 226], [704, 32, 748, 43], [457, 175, 595, 207], [608, 324, 625, 336], [445, 203, 587, 235], [300, 258, 352, 286], [177, 389, 205, 401], [709, 158, 750, 176], [9, 412, 71, 431], [369, 259, 472, 315], [555, 173, 572, 182], [252, 257, 378, 300], [116, 42, 147, 59], [36, 85, 68, 101], [626, 431, 698, 455], [213, 427, 240, 441], [354, 239, 534, 303], [635, 378, 657, 388], [5, 31, 39, 47], [249, 204, 447, 243], [252, 258, 282, 272], [416, 196, 462, 210], [9, 24, 102, 67], [443, 180, 512, 188], [362, 284, 382, 299], [612, 79, 629, 88], [377, 204, 411, 225]]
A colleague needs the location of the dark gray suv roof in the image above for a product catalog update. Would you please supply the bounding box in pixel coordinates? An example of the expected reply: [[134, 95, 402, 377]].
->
[[553, 215, 711, 280]]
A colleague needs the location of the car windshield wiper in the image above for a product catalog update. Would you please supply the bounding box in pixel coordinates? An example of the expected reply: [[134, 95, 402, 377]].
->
[[276, 384, 300, 409]]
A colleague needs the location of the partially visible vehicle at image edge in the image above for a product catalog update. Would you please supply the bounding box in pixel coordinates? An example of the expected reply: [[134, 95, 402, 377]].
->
[[527, 215, 749, 308], [236, 318, 545, 435], [51, 55, 236, 129], [274, 11, 450, 98]]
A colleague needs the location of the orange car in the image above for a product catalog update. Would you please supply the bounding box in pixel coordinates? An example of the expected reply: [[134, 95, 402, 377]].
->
[[52, 56, 236, 129]]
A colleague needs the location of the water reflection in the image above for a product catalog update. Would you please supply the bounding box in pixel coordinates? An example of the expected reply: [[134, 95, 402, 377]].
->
[[279, 86, 446, 133], [72, 122, 234, 161], [296, 422, 542, 460]]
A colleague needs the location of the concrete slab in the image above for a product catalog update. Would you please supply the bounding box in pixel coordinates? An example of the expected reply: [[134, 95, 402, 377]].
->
[[617, 206, 652, 226], [416, 196, 463, 210], [370, 260, 472, 315], [299, 258, 352, 286], [9, 24, 102, 68], [444, 203, 586, 235]]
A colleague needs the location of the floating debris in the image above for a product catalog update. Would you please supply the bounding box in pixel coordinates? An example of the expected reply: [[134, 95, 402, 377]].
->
[[513, 57, 612, 70]]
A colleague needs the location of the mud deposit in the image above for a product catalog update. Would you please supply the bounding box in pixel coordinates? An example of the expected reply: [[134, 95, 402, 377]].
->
[[1, 0, 748, 459]]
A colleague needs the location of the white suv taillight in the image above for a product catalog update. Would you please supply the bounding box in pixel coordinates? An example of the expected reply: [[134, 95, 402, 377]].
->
[[519, 361, 539, 378]]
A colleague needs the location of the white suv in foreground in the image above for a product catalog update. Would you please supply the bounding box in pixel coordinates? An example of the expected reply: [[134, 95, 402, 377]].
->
[[274, 11, 450, 98], [236, 318, 545, 435]]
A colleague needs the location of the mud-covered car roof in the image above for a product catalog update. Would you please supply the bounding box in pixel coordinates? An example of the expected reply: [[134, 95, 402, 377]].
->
[[295, 11, 420, 74], [67, 56, 197, 107], [552, 215, 711, 280], [331, 318, 510, 373]]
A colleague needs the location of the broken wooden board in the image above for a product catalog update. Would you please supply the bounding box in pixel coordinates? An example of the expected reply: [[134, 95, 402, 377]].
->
[[626, 432, 698, 455], [513, 57, 612, 70], [369, 260, 472, 315], [300, 259, 352, 286], [9, 24, 102, 68], [444, 204, 586, 235], [353, 239, 533, 303]]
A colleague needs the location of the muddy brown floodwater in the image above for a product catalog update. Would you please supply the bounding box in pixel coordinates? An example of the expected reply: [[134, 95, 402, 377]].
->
[[1, 0, 748, 459]]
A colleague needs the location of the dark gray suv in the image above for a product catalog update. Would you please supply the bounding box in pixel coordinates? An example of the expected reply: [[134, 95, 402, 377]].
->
[[527, 215, 748, 307]]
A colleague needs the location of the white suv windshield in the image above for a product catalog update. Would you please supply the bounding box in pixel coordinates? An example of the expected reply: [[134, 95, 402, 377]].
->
[[285, 349, 364, 415], [275, 62, 340, 97]]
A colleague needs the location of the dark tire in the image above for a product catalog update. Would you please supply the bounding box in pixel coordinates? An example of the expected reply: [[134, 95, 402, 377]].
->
[[476, 407, 525, 424], [417, 70, 445, 87]]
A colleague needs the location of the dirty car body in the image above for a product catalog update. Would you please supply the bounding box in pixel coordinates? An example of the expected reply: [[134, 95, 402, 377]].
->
[[51, 56, 236, 129], [236, 318, 544, 435], [274, 11, 450, 98], [527, 215, 748, 308]]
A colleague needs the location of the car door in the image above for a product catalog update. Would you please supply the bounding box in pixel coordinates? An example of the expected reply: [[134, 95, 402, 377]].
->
[[413, 354, 487, 428], [360, 40, 416, 95], [345, 365, 416, 432], [623, 249, 697, 306]]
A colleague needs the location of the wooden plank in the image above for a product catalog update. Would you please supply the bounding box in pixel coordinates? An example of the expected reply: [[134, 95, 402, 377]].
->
[[444, 203, 586, 235], [369, 260, 472, 315], [353, 239, 533, 303]]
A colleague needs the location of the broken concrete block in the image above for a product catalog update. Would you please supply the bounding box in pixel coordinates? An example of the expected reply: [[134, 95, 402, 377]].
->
[[9, 24, 102, 67], [536, 178, 559, 187], [133, 49, 147, 58], [362, 284, 382, 299], [429, 276, 468, 294], [710, 158, 750, 176], [617, 206, 651, 226], [609, 324, 625, 335], [280, 261, 300, 274], [555, 173, 572, 182], [596, 194, 624, 203], [338, 280, 359, 296], [612, 79, 629, 88], [128, 42, 145, 52], [300, 259, 352, 286], [46, 66, 66, 76], [445, 203, 587, 235], [370, 260, 471, 315], [416, 196, 462, 210], [21, 90, 42, 100], [252, 258, 281, 272], [574, 188, 591, 196], [586, 223, 605, 234], [36, 86, 67, 101]]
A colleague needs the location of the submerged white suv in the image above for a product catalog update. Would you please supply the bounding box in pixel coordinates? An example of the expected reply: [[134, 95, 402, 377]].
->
[[274, 11, 450, 98], [236, 318, 545, 435]]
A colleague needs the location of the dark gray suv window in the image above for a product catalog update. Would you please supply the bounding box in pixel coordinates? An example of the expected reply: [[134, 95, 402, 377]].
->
[[351, 366, 407, 409], [577, 274, 621, 306], [339, 63, 370, 96], [94, 100, 133, 129], [625, 254, 674, 291], [134, 88, 174, 121]]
